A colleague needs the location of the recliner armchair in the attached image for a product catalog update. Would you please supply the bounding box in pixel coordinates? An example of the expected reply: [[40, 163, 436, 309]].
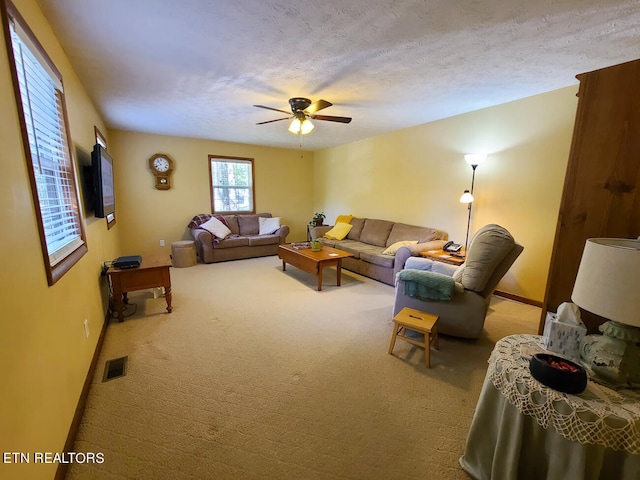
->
[[393, 224, 523, 339]]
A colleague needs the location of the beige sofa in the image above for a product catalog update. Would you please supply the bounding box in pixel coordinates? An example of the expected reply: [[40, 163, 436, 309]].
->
[[311, 217, 448, 285], [189, 213, 289, 263]]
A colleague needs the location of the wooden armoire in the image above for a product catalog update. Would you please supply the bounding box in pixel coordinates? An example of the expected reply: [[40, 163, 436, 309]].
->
[[539, 59, 640, 334]]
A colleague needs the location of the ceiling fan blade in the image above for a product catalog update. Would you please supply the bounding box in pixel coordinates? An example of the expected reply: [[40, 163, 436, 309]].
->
[[254, 105, 291, 115], [256, 117, 290, 125], [311, 114, 352, 124], [304, 99, 332, 114]]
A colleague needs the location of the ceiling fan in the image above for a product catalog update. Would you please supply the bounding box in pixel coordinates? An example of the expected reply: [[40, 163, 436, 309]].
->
[[254, 97, 352, 134]]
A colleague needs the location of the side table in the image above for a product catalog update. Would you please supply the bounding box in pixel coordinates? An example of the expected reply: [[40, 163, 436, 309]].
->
[[420, 248, 465, 266], [107, 254, 173, 322], [460, 334, 640, 480]]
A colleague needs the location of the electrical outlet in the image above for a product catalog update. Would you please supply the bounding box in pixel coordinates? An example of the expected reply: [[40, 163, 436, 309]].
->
[[83, 319, 89, 338], [160, 239, 165, 247]]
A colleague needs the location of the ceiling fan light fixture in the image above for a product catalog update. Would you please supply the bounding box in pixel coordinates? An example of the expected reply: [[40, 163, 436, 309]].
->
[[288, 117, 302, 134], [300, 118, 314, 134], [288, 116, 314, 135], [256, 98, 350, 136]]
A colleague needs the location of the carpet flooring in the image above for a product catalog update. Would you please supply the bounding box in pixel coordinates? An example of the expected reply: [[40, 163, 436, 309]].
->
[[66, 255, 539, 479]]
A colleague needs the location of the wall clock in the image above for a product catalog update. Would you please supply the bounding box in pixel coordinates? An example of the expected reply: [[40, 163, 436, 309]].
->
[[148, 153, 174, 190]]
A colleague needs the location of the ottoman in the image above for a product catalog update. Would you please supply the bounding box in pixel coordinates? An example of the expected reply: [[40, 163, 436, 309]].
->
[[171, 240, 196, 267]]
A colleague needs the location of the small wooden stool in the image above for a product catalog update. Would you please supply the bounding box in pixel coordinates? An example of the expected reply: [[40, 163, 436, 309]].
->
[[171, 240, 196, 267], [388, 307, 439, 367]]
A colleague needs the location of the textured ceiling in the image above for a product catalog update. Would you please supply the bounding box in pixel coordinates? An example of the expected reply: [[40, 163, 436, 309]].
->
[[36, 0, 640, 151]]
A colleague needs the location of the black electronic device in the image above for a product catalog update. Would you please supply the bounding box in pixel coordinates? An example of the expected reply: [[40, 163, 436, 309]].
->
[[91, 144, 116, 218], [113, 255, 141, 269], [443, 241, 463, 252]]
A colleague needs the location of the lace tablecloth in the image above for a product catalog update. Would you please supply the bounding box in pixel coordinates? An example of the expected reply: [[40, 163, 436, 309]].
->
[[488, 334, 640, 455]]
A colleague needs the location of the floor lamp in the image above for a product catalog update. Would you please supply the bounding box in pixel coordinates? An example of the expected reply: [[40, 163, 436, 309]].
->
[[459, 154, 486, 250]]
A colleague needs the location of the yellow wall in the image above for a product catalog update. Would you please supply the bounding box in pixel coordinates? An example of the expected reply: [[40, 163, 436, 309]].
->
[[314, 87, 578, 302], [0, 1, 580, 477], [0, 0, 119, 478], [108, 130, 314, 256]]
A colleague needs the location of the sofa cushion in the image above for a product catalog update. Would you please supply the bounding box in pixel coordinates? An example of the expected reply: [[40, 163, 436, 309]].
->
[[387, 223, 441, 246], [324, 222, 353, 240], [346, 217, 366, 241], [224, 215, 240, 234], [333, 241, 381, 259], [238, 215, 260, 235], [360, 252, 395, 268], [247, 234, 280, 246], [319, 237, 337, 247], [200, 216, 231, 239], [460, 224, 515, 292], [259, 216, 281, 235], [213, 236, 249, 248], [360, 219, 394, 247]]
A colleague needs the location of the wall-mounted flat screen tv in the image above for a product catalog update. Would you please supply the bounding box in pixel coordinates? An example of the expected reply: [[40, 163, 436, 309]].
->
[[91, 144, 115, 218]]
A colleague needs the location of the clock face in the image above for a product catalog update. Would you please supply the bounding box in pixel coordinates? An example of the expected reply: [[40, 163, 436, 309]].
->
[[153, 157, 170, 172]]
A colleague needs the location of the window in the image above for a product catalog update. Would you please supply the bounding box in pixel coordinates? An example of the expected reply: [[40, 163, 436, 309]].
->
[[209, 156, 255, 214], [4, 1, 87, 285]]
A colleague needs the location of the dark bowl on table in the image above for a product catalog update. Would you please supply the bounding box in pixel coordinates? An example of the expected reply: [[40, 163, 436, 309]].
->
[[529, 353, 587, 394]]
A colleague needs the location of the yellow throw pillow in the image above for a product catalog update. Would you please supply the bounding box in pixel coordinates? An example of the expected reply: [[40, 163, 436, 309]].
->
[[335, 214, 354, 225], [324, 222, 353, 240], [382, 240, 419, 255]]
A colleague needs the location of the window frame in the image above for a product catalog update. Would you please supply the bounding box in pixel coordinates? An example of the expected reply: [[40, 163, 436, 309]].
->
[[2, 0, 87, 285], [209, 155, 256, 214]]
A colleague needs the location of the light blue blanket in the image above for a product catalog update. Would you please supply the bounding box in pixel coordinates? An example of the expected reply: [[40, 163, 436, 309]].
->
[[398, 269, 455, 301]]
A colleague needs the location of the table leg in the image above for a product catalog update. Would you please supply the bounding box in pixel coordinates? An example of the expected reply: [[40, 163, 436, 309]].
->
[[113, 292, 125, 322], [388, 323, 400, 354], [317, 266, 323, 291], [282, 259, 286, 271], [336, 260, 342, 286], [424, 333, 431, 368], [164, 284, 173, 313]]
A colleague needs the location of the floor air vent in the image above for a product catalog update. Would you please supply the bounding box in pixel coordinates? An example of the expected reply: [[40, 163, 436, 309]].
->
[[102, 356, 128, 382]]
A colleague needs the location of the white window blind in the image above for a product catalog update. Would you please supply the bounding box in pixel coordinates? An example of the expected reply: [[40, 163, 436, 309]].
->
[[210, 157, 254, 213], [9, 18, 85, 269]]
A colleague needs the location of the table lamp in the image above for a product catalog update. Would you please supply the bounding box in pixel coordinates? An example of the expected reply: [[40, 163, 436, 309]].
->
[[571, 238, 640, 387]]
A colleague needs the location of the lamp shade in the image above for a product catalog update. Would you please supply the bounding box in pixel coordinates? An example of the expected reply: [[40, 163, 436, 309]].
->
[[300, 118, 314, 134], [464, 154, 487, 166], [288, 118, 301, 134], [460, 190, 474, 203], [571, 238, 640, 327]]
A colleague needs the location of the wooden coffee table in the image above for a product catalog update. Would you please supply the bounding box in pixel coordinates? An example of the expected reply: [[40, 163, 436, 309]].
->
[[278, 244, 354, 291]]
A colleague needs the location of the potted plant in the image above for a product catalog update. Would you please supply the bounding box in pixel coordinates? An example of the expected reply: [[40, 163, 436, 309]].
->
[[311, 212, 325, 227]]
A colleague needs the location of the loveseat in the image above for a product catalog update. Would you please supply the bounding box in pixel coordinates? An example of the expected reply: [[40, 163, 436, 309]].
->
[[188, 213, 289, 263], [311, 217, 448, 285]]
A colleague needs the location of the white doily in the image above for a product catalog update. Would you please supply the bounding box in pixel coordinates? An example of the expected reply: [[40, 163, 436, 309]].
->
[[488, 334, 640, 454]]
